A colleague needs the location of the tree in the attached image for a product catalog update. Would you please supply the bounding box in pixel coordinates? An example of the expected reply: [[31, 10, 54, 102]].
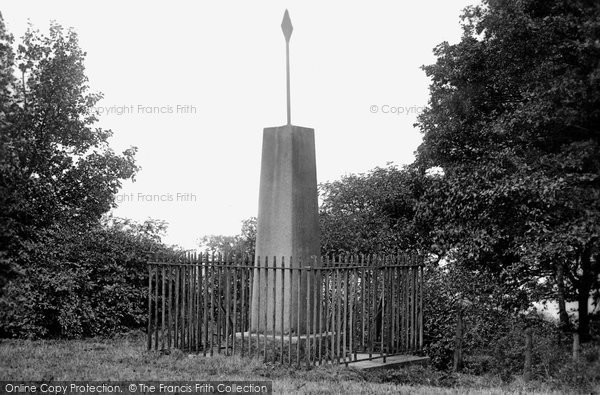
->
[[0, 19, 138, 294], [198, 217, 256, 257], [0, 12, 18, 291], [415, 0, 600, 340], [319, 165, 425, 256], [0, 18, 161, 338]]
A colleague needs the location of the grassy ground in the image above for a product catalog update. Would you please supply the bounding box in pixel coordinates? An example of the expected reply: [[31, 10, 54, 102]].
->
[[0, 331, 581, 394]]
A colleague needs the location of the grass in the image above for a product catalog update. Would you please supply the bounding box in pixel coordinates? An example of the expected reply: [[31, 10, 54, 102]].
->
[[0, 331, 585, 394]]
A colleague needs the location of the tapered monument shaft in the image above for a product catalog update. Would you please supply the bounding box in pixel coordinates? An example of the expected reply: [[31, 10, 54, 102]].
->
[[250, 125, 320, 334]]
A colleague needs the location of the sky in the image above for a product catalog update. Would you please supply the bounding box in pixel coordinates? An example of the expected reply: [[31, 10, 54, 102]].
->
[[2, 0, 478, 249]]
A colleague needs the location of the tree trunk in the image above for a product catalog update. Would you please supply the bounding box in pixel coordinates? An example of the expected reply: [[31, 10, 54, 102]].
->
[[572, 332, 580, 361], [577, 247, 592, 343], [556, 262, 571, 332]]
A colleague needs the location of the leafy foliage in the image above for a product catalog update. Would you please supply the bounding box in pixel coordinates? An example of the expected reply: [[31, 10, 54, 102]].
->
[[0, 217, 171, 338], [319, 165, 425, 255], [415, 0, 600, 339], [198, 217, 256, 256], [0, 18, 139, 295], [422, 260, 528, 368], [0, 18, 179, 338]]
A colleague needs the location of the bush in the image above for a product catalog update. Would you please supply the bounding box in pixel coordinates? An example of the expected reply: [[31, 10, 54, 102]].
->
[[421, 263, 531, 372], [0, 218, 174, 339], [549, 343, 600, 392], [420, 262, 581, 382]]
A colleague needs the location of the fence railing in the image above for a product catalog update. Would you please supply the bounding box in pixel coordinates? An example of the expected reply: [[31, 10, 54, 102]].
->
[[147, 253, 423, 366]]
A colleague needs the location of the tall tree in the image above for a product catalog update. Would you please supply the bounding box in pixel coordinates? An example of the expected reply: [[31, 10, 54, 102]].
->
[[415, 0, 600, 339], [0, 12, 18, 290], [0, 19, 138, 293], [319, 165, 425, 255]]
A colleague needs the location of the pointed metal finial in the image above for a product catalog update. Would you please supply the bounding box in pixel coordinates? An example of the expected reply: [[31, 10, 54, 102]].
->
[[282, 10, 293, 125], [281, 9, 293, 43]]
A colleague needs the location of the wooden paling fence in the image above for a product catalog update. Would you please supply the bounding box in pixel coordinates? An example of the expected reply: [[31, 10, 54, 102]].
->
[[147, 253, 424, 366]]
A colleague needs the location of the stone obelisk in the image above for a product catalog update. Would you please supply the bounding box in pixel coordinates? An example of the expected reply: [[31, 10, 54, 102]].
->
[[250, 10, 320, 335]]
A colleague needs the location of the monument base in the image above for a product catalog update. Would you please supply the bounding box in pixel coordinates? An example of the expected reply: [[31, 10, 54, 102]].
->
[[236, 330, 337, 344]]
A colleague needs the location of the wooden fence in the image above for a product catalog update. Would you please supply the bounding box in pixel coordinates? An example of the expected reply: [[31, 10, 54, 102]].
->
[[147, 253, 423, 366]]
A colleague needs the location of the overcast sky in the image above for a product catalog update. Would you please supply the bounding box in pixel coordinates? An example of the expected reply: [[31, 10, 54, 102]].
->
[[2, 0, 477, 249]]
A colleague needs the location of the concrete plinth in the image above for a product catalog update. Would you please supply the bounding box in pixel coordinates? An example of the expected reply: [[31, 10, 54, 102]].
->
[[250, 124, 320, 335]]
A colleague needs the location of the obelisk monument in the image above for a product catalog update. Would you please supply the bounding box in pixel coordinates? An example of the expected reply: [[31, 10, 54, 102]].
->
[[250, 10, 320, 335]]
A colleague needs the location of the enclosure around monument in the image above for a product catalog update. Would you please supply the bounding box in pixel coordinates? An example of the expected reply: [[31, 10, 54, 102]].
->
[[147, 252, 424, 366], [146, 11, 424, 366]]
